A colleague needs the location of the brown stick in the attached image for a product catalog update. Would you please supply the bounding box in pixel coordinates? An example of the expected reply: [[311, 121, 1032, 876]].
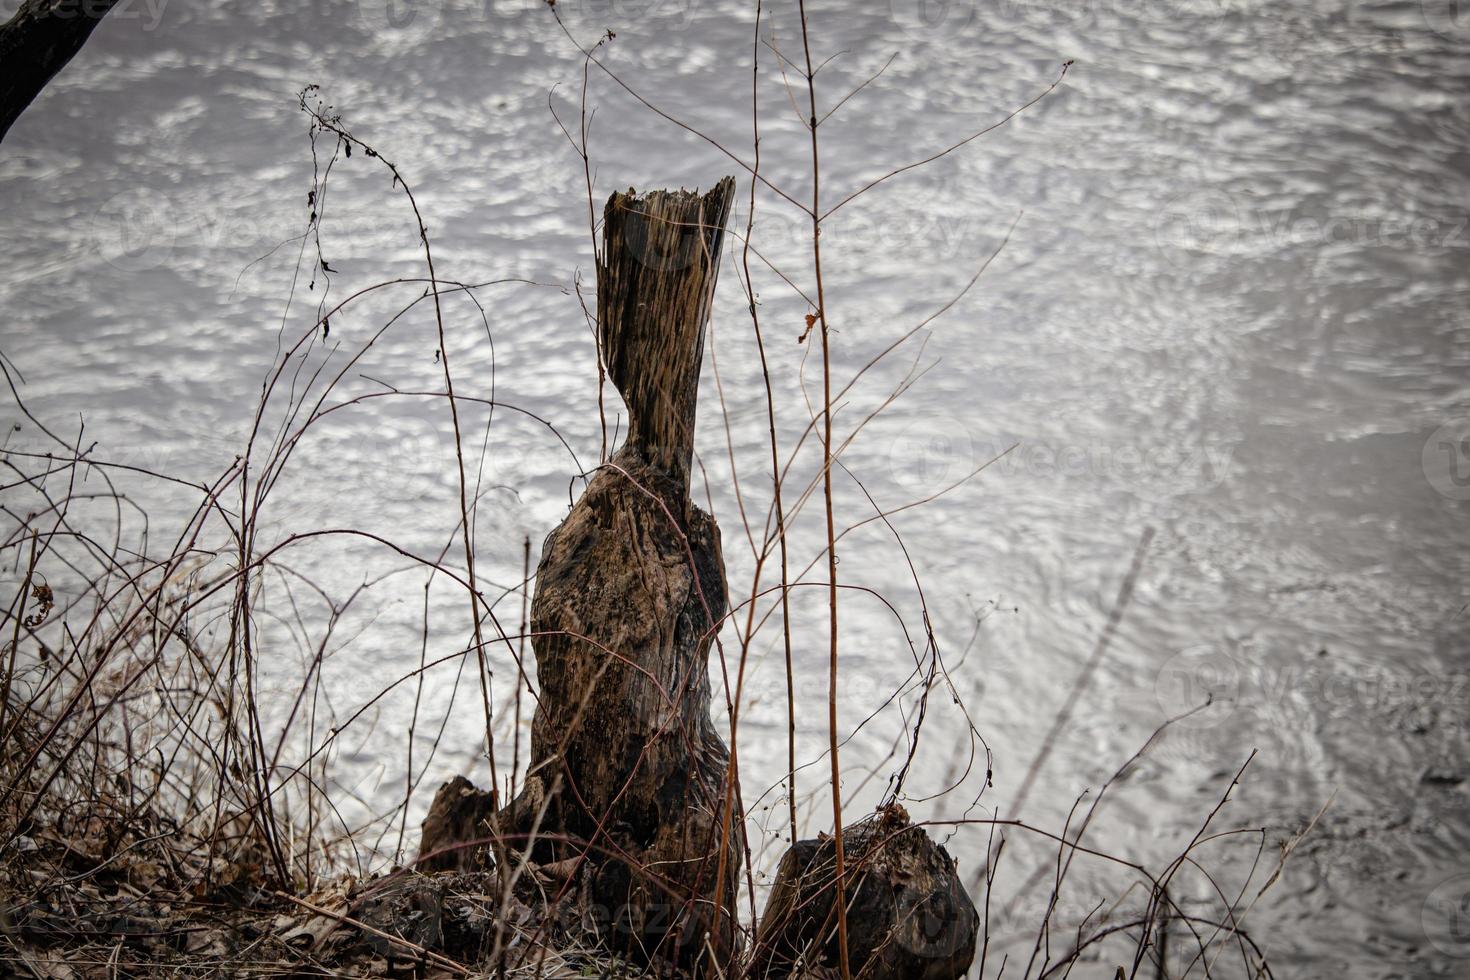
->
[[793, 5, 852, 977], [273, 891, 471, 976]]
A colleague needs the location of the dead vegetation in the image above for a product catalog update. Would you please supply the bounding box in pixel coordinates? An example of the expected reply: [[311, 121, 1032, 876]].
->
[[0, 4, 1311, 978]]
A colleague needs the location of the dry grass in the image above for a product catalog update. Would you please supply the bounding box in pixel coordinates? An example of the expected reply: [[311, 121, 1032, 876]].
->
[[0, 5, 1308, 976]]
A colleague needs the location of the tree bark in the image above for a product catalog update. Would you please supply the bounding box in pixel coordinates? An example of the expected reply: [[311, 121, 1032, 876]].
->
[[750, 811, 979, 980], [422, 178, 740, 975], [528, 177, 739, 972], [595, 180, 733, 490], [0, 0, 121, 145]]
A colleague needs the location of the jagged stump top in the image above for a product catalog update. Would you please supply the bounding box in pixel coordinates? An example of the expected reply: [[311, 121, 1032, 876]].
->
[[597, 178, 736, 493]]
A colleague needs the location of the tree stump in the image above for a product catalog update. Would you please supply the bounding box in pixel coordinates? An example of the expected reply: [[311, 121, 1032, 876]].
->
[[421, 178, 741, 975], [416, 775, 495, 873], [749, 811, 979, 980]]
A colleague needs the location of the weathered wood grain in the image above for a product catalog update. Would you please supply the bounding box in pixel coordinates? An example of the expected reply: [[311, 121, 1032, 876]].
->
[[750, 813, 979, 980], [422, 179, 740, 975]]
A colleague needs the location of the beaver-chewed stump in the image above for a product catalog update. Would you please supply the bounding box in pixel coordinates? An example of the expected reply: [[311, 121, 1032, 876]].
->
[[421, 178, 741, 975], [749, 813, 979, 980]]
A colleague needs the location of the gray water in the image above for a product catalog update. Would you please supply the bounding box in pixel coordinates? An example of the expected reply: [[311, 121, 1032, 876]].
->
[[2, 0, 1468, 976]]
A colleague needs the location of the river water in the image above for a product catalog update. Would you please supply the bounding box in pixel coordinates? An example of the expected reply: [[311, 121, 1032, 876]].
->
[[2, 0, 1468, 976]]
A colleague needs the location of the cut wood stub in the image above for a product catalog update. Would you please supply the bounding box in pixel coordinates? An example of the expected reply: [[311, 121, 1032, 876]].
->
[[411, 178, 742, 975], [597, 178, 735, 491], [750, 815, 979, 980], [417, 775, 495, 873], [528, 177, 740, 972]]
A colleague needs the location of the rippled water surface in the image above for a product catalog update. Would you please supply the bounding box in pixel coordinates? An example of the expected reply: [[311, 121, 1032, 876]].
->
[[2, 0, 1468, 975]]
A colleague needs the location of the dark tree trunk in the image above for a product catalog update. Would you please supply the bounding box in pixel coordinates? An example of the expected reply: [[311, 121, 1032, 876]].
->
[[0, 0, 121, 144], [422, 179, 741, 975]]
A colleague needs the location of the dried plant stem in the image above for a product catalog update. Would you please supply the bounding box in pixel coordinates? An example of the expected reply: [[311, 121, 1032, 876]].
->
[[796, 2, 850, 977], [747, 0, 800, 852], [301, 103, 512, 878], [0, 529, 39, 743]]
